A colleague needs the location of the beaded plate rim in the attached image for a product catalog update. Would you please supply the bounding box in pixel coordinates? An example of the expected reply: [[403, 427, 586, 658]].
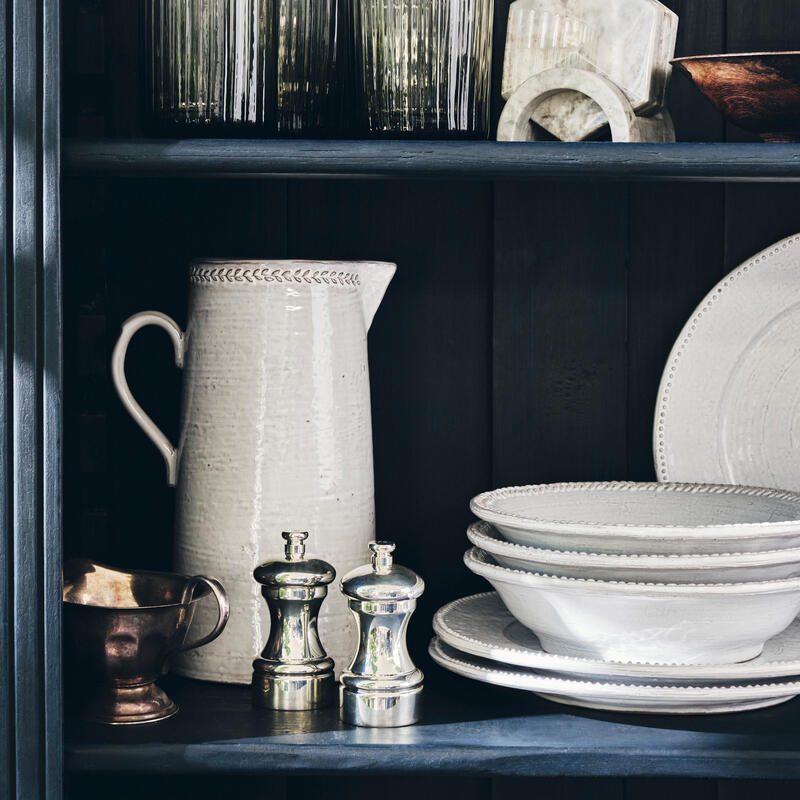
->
[[433, 592, 800, 676], [653, 233, 800, 484]]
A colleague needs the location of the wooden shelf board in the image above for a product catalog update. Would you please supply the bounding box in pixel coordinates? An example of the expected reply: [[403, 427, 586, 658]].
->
[[64, 673, 800, 778], [62, 139, 800, 182]]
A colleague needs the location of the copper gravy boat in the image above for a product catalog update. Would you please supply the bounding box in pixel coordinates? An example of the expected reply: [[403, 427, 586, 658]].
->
[[63, 559, 229, 724]]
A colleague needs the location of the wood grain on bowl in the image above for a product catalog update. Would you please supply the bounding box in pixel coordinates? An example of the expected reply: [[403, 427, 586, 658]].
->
[[673, 52, 800, 141]]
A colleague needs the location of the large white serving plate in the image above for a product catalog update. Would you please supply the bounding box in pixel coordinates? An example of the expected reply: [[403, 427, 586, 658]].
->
[[429, 637, 800, 714], [434, 592, 800, 682], [465, 547, 800, 665], [469, 482, 800, 554], [655, 233, 800, 493], [467, 521, 800, 583]]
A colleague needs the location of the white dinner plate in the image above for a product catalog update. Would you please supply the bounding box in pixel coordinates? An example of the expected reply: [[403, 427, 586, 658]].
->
[[655, 232, 800, 492], [469, 482, 800, 555], [434, 592, 800, 682], [429, 636, 800, 714], [467, 521, 800, 583]]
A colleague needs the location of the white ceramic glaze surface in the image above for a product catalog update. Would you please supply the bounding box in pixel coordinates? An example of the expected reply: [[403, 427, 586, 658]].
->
[[112, 259, 396, 683], [655, 233, 800, 495], [501, 0, 678, 141], [434, 592, 800, 681], [464, 547, 800, 665], [467, 521, 800, 583], [429, 637, 800, 714], [470, 482, 800, 554]]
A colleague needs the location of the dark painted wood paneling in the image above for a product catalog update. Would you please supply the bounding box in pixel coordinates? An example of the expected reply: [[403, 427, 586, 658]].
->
[[493, 777, 624, 799], [62, 178, 112, 562], [286, 180, 493, 657], [718, 779, 800, 799], [62, 0, 107, 137], [291, 775, 490, 800], [492, 182, 629, 487], [726, 0, 800, 51], [62, 0, 141, 138], [65, 774, 287, 800], [724, 0, 800, 377], [104, 0, 143, 137], [663, 0, 726, 143], [626, 184, 727, 480], [724, 184, 800, 272], [624, 778, 717, 800]]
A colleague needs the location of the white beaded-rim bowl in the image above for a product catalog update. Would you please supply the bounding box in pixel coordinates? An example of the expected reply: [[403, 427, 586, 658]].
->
[[469, 482, 800, 555], [464, 547, 800, 665], [467, 521, 800, 583]]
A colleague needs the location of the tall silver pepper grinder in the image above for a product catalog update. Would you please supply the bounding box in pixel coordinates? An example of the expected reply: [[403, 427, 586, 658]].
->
[[252, 531, 336, 710], [339, 541, 424, 727]]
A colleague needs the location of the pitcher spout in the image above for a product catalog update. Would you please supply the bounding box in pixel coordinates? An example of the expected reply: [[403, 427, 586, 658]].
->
[[358, 262, 397, 330]]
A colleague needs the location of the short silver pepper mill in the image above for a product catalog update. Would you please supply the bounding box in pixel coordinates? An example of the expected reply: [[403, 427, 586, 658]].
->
[[339, 541, 424, 727], [252, 531, 336, 710]]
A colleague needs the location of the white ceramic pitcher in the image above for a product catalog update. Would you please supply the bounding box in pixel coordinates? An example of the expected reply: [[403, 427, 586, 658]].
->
[[112, 259, 396, 684]]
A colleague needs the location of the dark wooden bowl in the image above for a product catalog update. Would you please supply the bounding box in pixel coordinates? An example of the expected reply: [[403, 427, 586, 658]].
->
[[672, 52, 800, 142]]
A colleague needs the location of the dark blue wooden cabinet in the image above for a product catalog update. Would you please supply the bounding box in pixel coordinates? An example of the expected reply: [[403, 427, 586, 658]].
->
[[6, 0, 800, 798], [2, 1, 62, 799]]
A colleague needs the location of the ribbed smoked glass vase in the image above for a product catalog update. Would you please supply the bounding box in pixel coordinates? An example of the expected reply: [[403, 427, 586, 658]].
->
[[354, 0, 494, 137], [145, 0, 344, 134]]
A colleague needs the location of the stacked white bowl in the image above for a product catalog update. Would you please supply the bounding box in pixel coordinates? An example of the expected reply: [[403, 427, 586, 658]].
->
[[429, 481, 800, 713]]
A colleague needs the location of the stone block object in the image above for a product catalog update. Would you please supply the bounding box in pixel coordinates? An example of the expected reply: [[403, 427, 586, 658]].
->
[[497, 67, 675, 143], [502, 0, 678, 141]]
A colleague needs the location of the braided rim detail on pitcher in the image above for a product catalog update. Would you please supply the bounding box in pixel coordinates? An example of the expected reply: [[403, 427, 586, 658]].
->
[[190, 266, 361, 286]]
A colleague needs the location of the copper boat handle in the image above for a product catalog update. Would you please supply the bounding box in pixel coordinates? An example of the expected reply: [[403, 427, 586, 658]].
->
[[177, 576, 230, 654]]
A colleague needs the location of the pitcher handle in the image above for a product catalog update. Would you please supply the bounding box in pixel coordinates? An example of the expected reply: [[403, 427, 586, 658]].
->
[[111, 311, 184, 486], [176, 576, 230, 654]]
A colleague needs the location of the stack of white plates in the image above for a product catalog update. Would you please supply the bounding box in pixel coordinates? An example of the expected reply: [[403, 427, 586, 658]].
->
[[430, 481, 800, 714]]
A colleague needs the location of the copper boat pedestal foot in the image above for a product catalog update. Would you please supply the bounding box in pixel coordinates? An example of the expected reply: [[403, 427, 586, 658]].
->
[[63, 559, 230, 725], [83, 682, 179, 725]]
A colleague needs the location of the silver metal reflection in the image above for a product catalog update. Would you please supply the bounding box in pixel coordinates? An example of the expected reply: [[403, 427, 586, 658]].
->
[[252, 531, 336, 710], [339, 541, 425, 727]]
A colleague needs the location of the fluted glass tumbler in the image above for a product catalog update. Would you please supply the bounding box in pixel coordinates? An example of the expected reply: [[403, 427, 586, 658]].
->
[[354, 0, 494, 137], [145, 0, 344, 134]]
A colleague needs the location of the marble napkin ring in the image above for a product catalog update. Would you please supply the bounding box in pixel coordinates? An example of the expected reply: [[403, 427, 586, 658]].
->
[[497, 66, 674, 143]]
